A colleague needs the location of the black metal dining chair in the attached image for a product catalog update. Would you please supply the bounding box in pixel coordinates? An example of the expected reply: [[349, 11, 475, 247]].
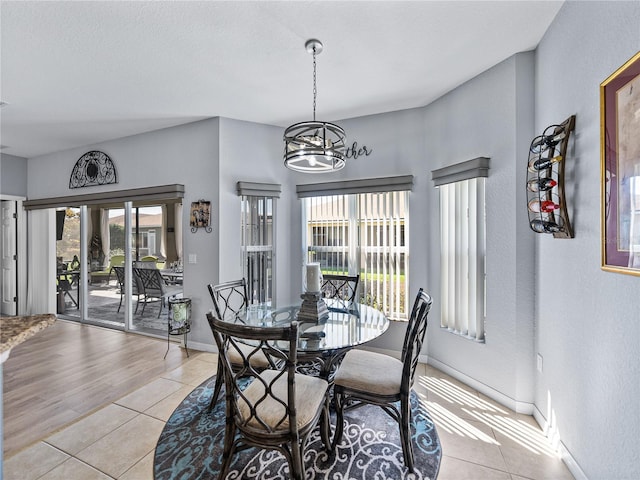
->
[[207, 279, 271, 411], [321, 274, 360, 302], [206, 313, 331, 480], [290, 273, 361, 379], [207, 279, 249, 318], [331, 288, 432, 473]]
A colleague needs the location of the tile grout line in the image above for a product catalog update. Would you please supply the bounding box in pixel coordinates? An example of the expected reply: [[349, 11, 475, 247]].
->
[[33, 441, 116, 480]]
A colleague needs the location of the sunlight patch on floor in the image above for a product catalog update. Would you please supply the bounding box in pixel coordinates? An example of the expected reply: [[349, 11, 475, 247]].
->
[[418, 394, 499, 444], [417, 373, 561, 459], [466, 408, 559, 457], [418, 375, 508, 414]]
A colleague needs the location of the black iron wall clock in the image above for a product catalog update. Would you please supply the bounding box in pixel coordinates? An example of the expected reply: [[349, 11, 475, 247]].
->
[[69, 150, 117, 188]]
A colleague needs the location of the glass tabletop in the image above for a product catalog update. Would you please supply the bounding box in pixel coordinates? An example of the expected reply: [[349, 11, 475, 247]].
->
[[221, 298, 390, 353]]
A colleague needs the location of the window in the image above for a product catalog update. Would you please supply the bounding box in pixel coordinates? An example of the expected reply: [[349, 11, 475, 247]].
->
[[300, 180, 411, 320], [148, 230, 156, 256], [237, 182, 281, 305], [432, 158, 489, 342]]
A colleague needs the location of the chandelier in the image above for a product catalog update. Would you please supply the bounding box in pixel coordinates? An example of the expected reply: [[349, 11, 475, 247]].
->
[[284, 39, 347, 173]]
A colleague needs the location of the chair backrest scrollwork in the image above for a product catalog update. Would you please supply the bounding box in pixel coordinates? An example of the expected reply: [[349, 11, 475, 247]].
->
[[207, 279, 249, 319], [400, 288, 432, 394], [321, 274, 360, 302], [206, 313, 299, 435]]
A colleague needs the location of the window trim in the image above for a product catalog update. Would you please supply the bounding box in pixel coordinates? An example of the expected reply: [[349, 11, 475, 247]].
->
[[236, 182, 281, 198], [24, 184, 184, 210], [296, 175, 413, 198], [431, 157, 489, 187]]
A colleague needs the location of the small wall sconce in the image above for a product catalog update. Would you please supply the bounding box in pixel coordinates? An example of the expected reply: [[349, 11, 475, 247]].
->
[[190, 199, 212, 233]]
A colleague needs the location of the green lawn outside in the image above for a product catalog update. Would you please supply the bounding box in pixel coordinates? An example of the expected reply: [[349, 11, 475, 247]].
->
[[321, 268, 407, 315]]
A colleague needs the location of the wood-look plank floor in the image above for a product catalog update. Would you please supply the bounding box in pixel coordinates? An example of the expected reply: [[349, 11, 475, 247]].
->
[[2, 319, 194, 458]]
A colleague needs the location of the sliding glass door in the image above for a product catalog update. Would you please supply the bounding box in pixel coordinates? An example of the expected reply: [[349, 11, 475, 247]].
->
[[55, 207, 82, 320], [54, 201, 182, 337]]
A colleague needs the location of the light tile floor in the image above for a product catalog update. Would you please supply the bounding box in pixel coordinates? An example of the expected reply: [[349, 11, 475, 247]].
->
[[4, 354, 574, 480]]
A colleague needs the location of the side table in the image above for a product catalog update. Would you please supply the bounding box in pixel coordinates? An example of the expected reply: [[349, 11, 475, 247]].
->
[[164, 297, 191, 359]]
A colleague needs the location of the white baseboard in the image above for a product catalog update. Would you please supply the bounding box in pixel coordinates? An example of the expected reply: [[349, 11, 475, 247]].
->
[[532, 404, 549, 432], [358, 349, 535, 414], [559, 442, 588, 480], [425, 356, 534, 415], [182, 340, 217, 354], [351, 348, 531, 414], [533, 405, 588, 480]]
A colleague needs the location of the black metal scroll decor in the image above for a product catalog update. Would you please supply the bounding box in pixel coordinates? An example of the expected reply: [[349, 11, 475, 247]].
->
[[526, 115, 576, 238], [69, 151, 117, 189]]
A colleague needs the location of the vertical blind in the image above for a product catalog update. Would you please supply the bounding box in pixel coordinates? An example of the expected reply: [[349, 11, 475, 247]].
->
[[241, 195, 275, 304], [302, 190, 409, 320], [237, 182, 281, 305], [433, 158, 489, 342]]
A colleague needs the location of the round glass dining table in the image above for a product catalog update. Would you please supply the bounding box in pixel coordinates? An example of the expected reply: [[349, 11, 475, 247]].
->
[[220, 298, 390, 380]]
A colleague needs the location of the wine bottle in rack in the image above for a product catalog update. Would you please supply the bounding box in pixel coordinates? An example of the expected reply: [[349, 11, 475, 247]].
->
[[528, 155, 562, 172], [527, 178, 557, 192], [530, 219, 561, 233], [528, 199, 560, 213], [530, 132, 566, 153]]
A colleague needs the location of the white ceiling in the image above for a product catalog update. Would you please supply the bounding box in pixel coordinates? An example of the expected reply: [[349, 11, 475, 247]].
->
[[0, 0, 563, 159]]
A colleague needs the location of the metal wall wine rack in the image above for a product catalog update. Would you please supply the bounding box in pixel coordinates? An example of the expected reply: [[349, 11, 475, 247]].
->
[[526, 115, 576, 238]]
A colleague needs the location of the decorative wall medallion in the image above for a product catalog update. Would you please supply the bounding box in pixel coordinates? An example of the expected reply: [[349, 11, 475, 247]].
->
[[69, 150, 117, 188]]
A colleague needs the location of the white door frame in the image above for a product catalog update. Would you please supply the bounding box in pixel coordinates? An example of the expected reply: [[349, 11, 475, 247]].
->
[[0, 195, 26, 315]]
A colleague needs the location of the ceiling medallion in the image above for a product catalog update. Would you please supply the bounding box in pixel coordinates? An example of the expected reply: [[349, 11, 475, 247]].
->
[[284, 39, 347, 173]]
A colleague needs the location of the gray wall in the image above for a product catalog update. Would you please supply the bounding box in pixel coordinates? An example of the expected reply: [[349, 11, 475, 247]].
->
[[0, 153, 28, 196], [419, 52, 537, 407], [217, 117, 294, 304], [535, 2, 640, 479]]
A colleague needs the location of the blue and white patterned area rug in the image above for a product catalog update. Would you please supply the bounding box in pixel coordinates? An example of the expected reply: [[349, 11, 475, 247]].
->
[[154, 375, 441, 479]]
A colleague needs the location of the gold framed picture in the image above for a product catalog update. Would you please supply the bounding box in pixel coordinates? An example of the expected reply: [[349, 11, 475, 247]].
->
[[601, 50, 640, 275]]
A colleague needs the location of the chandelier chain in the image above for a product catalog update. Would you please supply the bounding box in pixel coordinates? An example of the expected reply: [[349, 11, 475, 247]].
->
[[312, 46, 317, 122]]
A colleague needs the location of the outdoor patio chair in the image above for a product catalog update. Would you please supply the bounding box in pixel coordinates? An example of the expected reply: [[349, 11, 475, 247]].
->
[[90, 254, 124, 284], [134, 266, 182, 318], [112, 265, 144, 313]]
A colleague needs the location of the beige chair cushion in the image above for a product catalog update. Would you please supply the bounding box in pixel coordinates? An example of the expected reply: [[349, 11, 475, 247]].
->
[[228, 342, 271, 369], [334, 349, 403, 396], [238, 369, 328, 432]]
